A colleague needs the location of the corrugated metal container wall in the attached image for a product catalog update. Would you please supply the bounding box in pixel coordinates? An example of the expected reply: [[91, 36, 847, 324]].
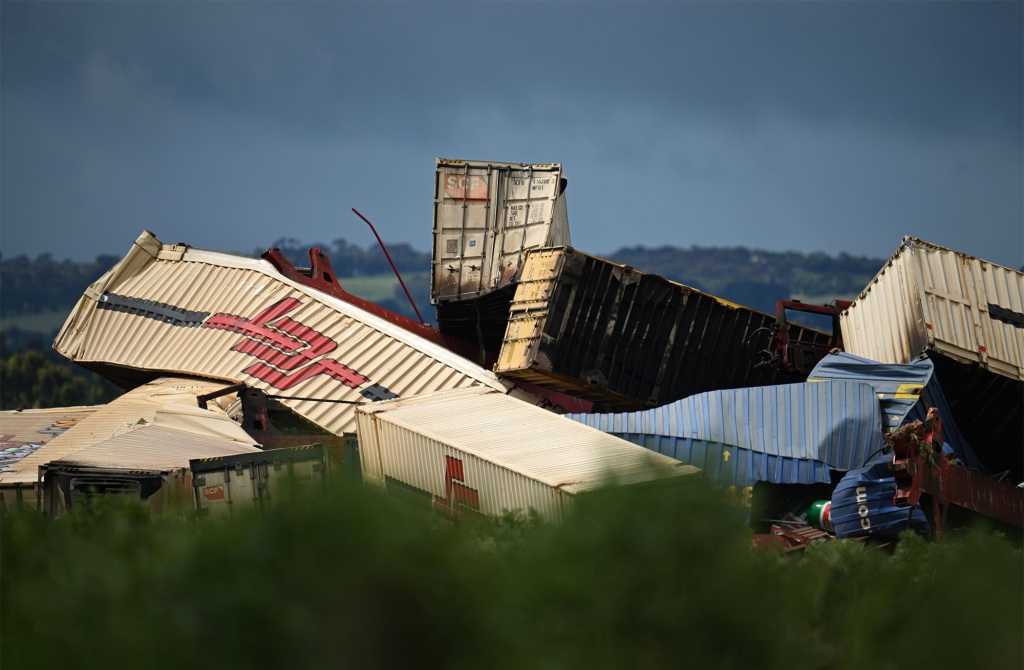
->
[[38, 424, 262, 517], [568, 380, 884, 475], [0, 407, 98, 476], [496, 247, 833, 410], [356, 387, 699, 522], [840, 237, 1023, 379], [190, 444, 328, 516], [431, 159, 570, 304], [52, 231, 513, 437], [840, 237, 1024, 477], [0, 376, 239, 487]]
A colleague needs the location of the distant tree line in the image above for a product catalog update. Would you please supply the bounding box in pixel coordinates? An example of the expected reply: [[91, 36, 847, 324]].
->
[[250, 237, 433, 278], [0, 253, 121, 318], [0, 241, 891, 409], [2, 240, 888, 327], [0, 331, 121, 410]]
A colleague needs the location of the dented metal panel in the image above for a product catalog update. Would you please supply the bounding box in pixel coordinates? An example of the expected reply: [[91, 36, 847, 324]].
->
[[37, 422, 260, 517], [0, 406, 99, 511], [356, 387, 698, 522], [52, 231, 514, 437], [0, 376, 241, 486], [496, 247, 832, 410], [190, 444, 327, 516], [841, 236, 1024, 380], [431, 159, 570, 304], [840, 237, 1024, 474], [568, 380, 884, 475]]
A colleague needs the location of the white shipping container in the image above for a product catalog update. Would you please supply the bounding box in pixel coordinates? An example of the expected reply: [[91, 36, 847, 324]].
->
[[356, 387, 699, 522], [840, 236, 1023, 381], [431, 158, 570, 303], [52, 231, 515, 437]]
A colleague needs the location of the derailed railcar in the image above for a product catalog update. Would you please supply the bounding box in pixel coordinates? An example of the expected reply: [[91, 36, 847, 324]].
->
[[840, 237, 1024, 480], [567, 380, 885, 493], [431, 159, 572, 354], [190, 444, 329, 516], [51, 231, 521, 438], [39, 424, 262, 518], [355, 387, 699, 523], [496, 247, 832, 410]]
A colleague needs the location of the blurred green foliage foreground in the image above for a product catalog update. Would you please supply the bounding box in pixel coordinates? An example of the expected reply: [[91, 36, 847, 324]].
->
[[3, 478, 1021, 670]]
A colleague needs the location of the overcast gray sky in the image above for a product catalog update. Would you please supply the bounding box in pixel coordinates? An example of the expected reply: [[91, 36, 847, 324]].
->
[[2, 1, 1022, 269]]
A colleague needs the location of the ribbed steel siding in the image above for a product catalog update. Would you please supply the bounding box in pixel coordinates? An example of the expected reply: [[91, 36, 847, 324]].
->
[[53, 232, 511, 437], [496, 247, 832, 410], [53, 425, 261, 470], [613, 433, 832, 487], [830, 457, 929, 540], [569, 380, 883, 473], [0, 407, 99, 475], [356, 387, 698, 522], [841, 237, 1024, 381], [431, 159, 570, 304], [808, 352, 934, 431], [1, 377, 236, 485]]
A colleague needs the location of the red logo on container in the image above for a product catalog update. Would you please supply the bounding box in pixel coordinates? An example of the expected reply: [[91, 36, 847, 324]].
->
[[203, 485, 225, 501], [444, 174, 488, 201], [205, 298, 370, 391], [432, 456, 481, 518]]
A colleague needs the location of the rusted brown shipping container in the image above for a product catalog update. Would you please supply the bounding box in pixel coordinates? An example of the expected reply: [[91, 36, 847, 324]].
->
[[495, 247, 831, 410]]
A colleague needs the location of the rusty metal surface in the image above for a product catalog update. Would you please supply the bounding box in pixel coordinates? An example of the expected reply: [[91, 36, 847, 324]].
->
[[891, 419, 1024, 535], [496, 247, 832, 410], [431, 159, 570, 304]]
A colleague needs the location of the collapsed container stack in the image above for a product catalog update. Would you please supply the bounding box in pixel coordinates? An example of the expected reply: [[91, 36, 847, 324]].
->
[[2, 156, 1020, 537], [840, 237, 1023, 482], [495, 246, 831, 410], [431, 159, 571, 356]]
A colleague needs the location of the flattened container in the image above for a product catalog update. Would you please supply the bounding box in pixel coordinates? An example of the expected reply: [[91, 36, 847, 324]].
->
[[568, 379, 884, 486], [0, 406, 99, 511], [355, 387, 699, 523], [431, 159, 570, 304], [840, 237, 1024, 476], [495, 247, 832, 410], [190, 444, 328, 516], [39, 424, 262, 518], [52, 231, 515, 437]]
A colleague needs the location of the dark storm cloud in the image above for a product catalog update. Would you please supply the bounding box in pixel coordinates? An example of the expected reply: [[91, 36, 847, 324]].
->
[[5, 2, 1019, 140], [1, 1, 1021, 267]]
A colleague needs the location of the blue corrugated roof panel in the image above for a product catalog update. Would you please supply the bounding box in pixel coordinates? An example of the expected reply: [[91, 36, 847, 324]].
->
[[809, 352, 983, 471], [622, 433, 832, 487], [809, 351, 933, 431], [568, 380, 883, 485]]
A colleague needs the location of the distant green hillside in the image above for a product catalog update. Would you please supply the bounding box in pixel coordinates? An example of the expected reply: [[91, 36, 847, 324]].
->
[[1, 242, 886, 336]]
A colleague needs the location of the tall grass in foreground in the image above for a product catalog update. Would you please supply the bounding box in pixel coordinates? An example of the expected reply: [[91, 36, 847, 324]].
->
[[2, 478, 1021, 670]]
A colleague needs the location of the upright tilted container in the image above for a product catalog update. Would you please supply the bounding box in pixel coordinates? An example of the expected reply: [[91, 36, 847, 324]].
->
[[431, 159, 570, 304], [431, 159, 571, 354], [840, 237, 1023, 478], [355, 387, 698, 522]]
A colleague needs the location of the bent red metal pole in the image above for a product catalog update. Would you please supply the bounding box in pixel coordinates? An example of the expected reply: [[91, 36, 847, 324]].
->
[[351, 207, 426, 324]]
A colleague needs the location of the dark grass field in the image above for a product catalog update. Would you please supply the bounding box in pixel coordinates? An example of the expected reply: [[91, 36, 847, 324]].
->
[[2, 477, 1021, 670]]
